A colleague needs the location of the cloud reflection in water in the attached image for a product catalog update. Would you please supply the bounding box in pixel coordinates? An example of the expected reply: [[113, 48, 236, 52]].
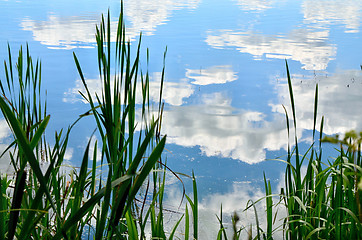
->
[[63, 73, 194, 106], [21, 15, 103, 49], [0, 119, 14, 174], [64, 67, 362, 164], [164, 179, 285, 239], [162, 92, 290, 164], [20, 0, 200, 49], [161, 69, 362, 164], [206, 29, 336, 70], [271, 69, 362, 135], [186, 65, 238, 85], [64, 64, 292, 164], [302, 0, 362, 33], [124, 0, 200, 34], [234, 0, 273, 12]]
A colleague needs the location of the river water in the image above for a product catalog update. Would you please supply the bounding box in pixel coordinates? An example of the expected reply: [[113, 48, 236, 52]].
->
[[1, 0, 362, 238]]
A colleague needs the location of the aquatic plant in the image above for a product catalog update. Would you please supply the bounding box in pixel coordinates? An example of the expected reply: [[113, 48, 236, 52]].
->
[[215, 62, 362, 240], [0, 6, 191, 239], [240, 62, 362, 240]]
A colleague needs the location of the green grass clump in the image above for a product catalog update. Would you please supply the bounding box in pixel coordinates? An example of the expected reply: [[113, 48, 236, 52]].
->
[[216, 62, 362, 240], [274, 63, 362, 239], [242, 62, 362, 240], [0, 6, 192, 239]]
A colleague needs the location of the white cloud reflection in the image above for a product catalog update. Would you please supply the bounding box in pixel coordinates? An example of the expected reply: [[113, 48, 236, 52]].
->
[[161, 92, 293, 164], [124, 0, 200, 34], [206, 29, 336, 70], [63, 64, 237, 106], [302, 0, 362, 33], [235, 0, 273, 12], [20, 0, 200, 49], [186, 65, 238, 85], [21, 15, 103, 49], [157, 69, 362, 164], [64, 81, 288, 164], [64, 70, 362, 165], [20, 15, 142, 49], [0, 119, 13, 174], [0, 119, 10, 140], [64, 66, 293, 164], [63, 73, 194, 106], [164, 180, 285, 239], [271, 69, 362, 136], [206, 0, 362, 70]]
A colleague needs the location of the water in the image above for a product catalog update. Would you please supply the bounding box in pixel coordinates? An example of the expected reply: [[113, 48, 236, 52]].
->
[[1, 0, 362, 237]]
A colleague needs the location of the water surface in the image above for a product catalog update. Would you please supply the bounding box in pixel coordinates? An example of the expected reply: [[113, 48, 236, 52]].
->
[[1, 0, 362, 237]]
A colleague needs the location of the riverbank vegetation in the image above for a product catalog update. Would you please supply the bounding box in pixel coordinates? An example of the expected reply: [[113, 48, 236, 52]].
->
[[234, 63, 362, 239], [0, 7, 361, 240]]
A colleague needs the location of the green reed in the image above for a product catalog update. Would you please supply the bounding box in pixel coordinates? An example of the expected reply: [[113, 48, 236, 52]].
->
[[217, 62, 362, 240], [73, 8, 168, 238], [0, 5, 192, 239], [256, 62, 362, 240]]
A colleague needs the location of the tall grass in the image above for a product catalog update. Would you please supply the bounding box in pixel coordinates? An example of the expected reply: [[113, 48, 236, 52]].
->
[[0, 7, 192, 239], [72, 8, 168, 238], [216, 62, 362, 240], [255, 62, 362, 240]]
